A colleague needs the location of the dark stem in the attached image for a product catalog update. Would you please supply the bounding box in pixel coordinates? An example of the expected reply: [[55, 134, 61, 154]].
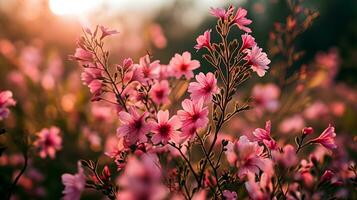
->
[[7, 150, 28, 200]]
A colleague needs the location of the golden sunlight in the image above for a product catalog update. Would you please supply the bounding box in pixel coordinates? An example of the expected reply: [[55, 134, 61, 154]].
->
[[49, 0, 101, 16]]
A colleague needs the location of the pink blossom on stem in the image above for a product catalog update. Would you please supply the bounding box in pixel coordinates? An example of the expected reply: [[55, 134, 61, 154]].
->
[[188, 72, 219, 103], [117, 107, 152, 145], [88, 79, 103, 97], [209, 6, 234, 20], [233, 7, 252, 33], [310, 125, 337, 150], [151, 110, 181, 145], [149, 80, 171, 105], [169, 51, 200, 79], [81, 66, 102, 85], [253, 120, 277, 150], [0, 90, 16, 120], [61, 161, 86, 200], [99, 25, 119, 40], [34, 126, 62, 159], [194, 30, 212, 50], [303, 127, 314, 135], [135, 55, 160, 84], [244, 45, 271, 77], [272, 144, 298, 168], [71, 48, 93, 62], [241, 33, 256, 50]]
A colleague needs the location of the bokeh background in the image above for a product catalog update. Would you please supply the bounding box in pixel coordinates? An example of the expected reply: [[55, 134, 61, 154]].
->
[[0, 0, 356, 199]]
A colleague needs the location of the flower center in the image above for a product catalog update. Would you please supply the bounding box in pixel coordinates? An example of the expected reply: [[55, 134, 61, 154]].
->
[[133, 120, 142, 130], [159, 124, 171, 136], [180, 63, 188, 71]]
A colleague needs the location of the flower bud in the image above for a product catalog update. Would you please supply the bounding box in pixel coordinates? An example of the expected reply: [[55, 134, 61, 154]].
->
[[320, 170, 334, 183], [303, 127, 314, 135]]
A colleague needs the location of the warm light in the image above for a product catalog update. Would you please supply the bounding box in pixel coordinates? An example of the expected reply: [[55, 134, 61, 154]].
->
[[49, 0, 101, 16]]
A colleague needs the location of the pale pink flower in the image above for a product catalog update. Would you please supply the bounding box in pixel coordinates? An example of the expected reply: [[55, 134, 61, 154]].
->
[[118, 154, 168, 200], [233, 7, 252, 33], [61, 161, 86, 200], [81, 66, 102, 85], [151, 110, 181, 144], [0, 90, 16, 120], [105, 136, 127, 159], [253, 120, 277, 150], [303, 101, 329, 120], [241, 33, 256, 50], [99, 25, 119, 40], [252, 83, 280, 113], [177, 98, 209, 138], [169, 52, 200, 79], [34, 127, 62, 159], [245, 172, 272, 200], [272, 144, 298, 168], [244, 45, 271, 77], [150, 23, 167, 49], [149, 80, 171, 105], [310, 125, 337, 150], [222, 190, 237, 200], [135, 55, 160, 84], [279, 114, 305, 134], [188, 72, 219, 103], [195, 30, 212, 50], [209, 6, 234, 20], [71, 48, 93, 62], [117, 107, 152, 145], [88, 79, 103, 96]]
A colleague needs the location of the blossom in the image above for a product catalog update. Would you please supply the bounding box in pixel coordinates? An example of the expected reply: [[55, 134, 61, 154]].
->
[[34, 127, 62, 159], [279, 114, 305, 134], [99, 25, 119, 40], [149, 80, 171, 105], [194, 30, 212, 50], [245, 172, 272, 200], [209, 6, 234, 20], [222, 190, 237, 200], [71, 48, 93, 62], [272, 144, 298, 168], [169, 51, 200, 79], [252, 120, 277, 150], [241, 33, 256, 50], [88, 79, 103, 97], [252, 83, 280, 113], [151, 110, 181, 144], [135, 55, 160, 84], [117, 107, 152, 145], [233, 7, 252, 33], [0, 90, 16, 120], [61, 161, 86, 200], [310, 125, 337, 150], [81, 67, 102, 85], [303, 127, 314, 135], [177, 98, 209, 138], [188, 72, 219, 103], [244, 45, 271, 77]]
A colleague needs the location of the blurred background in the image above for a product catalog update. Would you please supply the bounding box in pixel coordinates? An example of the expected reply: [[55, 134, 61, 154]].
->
[[0, 0, 356, 199]]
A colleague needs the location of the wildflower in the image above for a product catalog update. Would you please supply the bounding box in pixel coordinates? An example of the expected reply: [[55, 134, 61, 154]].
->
[[61, 161, 86, 200], [241, 33, 256, 50], [117, 107, 152, 145], [194, 30, 212, 50], [188, 72, 219, 103], [71, 48, 93, 62], [222, 190, 238, 200], [253, 120, 277, 150], [177, 98, 209, 136], [135, 54, 160, 84], [303, 127, 314, 135], [209, 6, 234, 20], [0, 90, 16, 120], [151, 110, 181, 145], [81, 66, 102, 86], [272, 145, 298, 168], [149, 80, 171, 105], [233, 7, 252, 33], [252, 83, 280, 113], [309, 125, 337, 150], [245, 172, 272, 200], [169, 51, 200, 79], [88, 79, 103, 97], [244, 45, 271, 77], [99, 25, 119, 40], [34, 127, 62, 159]]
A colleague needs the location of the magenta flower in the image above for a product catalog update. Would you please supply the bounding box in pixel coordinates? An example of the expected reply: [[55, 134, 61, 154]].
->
[[151, 110, 181, 144], [188, 72, 219, 103], [233, 7, 252, 33], [209, 6, 234, 20], [310, 125, 337, 150], [99, 25, 119, 40], [194, 29, 212, 50], [61, 161, 86, 200], [169, 51, 200, 79], [135, 55, 160, 84], [244, 45, 271, 77], [34, 126, 62, 159], [149, 80, 171, 105], [241, 33, 256, 50], [0, 90, 16, 120], [177, 98, 209, 138], [253, 120, 277, 150], [71, 48, 93, 62], [117, 107, 152, 145]]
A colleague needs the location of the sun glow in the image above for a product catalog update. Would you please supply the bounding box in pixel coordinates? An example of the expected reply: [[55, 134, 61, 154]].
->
[[49, 0, 101, 16]]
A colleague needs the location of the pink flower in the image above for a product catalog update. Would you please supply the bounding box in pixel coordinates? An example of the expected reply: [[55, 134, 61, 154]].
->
[[303, 127, 314, 135], [81, 67, 102, 85], [34, 127, 62, 159], [88, 79, 103, 97], [278, 114, 305, 134], [194, 30, 212, 50], [241, 33, 256, 50], [71, 48, 93, 62], [209, 6, 234, 20], [118, 154, 168, 200], [177, 98, 209, 138], [99, 25, 119, 40], [149, 80, 171, 105], [117, 107, 152, 145], [188, 72, 219, 103], [0, 90, 16, 120], [244, 45, 271, 77], [252, 120, 277, 150], [61, 161, 86, 200], [252, 83, 280, 113], [245, 172, 272, 200], [135, 55, 160, 84], [151, 110, 181, 144], [310, 125, 337, 150], [272, 144, 298, 168], [233, 7, 252, 33], [169, 52, 200, 79], [222, 190, 237, 200]]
